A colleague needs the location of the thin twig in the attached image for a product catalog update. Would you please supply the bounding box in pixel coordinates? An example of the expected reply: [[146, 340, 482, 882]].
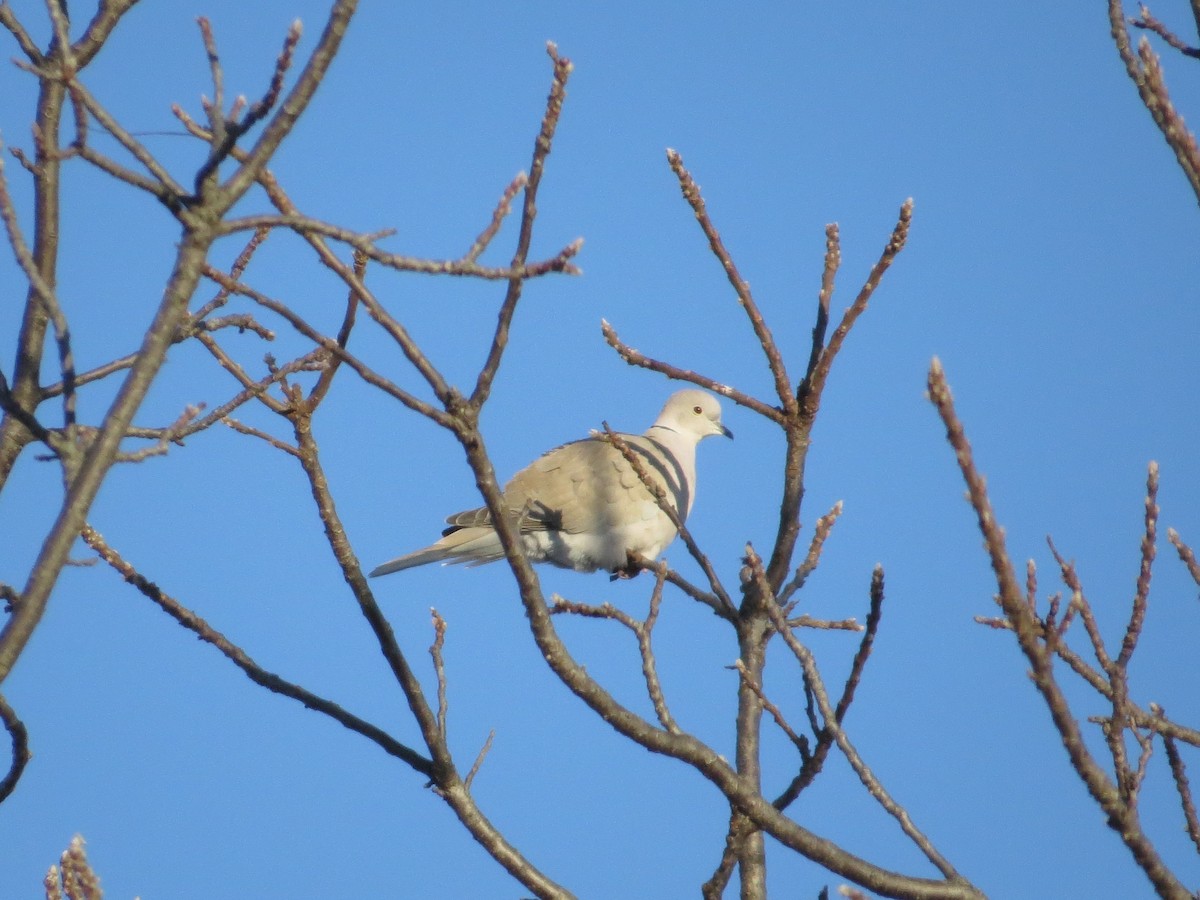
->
[[1048, 540, 1114, 673], [786, 615, 862, 632], [551, 566, 679, 733], [222, 417, 301, 456], [1156, 704, 1200, 855], [656, 563, 729, 620], [464, 730, 496, 791], [0, 141, 77, 429], [834, 567, 885, 724], [1117, 462, 1158, 668], [114, 404, 202, 462], [216, 213, 582, 279], [0, 692, 31, 803], [192, 226, 272, 321], [463, 172, 527, 263], [780, 501, 843, 605], [805, 223, 841, 382], [430, 609, 449, 740], [470, 42, 575, 412], [1167, 528, 1200, 592], [1108, 0, 1200, 206], [307, 249, 363, 409], [666, 148, 796, 417], [802, 200, 913, 405], [600, 319, 781, 424], [0, 5, 45, 63], [1132, 5, 1200, 57], [66, 77, 187, 204], [203, 267, 454, 428], [733, 659, 808, 753], [79, 523, 433, 775], [193, 18, 304, 195]]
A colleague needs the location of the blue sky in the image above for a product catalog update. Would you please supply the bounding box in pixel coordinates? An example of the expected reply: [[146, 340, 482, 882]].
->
[[2, 1, 1199, 897]]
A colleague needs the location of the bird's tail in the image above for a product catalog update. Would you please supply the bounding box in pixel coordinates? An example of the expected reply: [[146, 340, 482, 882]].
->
[[368, 527, 506, 577]]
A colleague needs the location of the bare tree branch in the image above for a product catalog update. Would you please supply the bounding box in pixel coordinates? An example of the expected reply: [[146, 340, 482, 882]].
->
[[1132, 5, 1200, 57], [928, 357, 1193, 899], [1109, 0, 1200, 205], [1167, 527, 1200, 590], [79, 523, 433, 774], [0, 691, 31, 803], [470, 42, 575, 413], [666, 148, 796, 418]]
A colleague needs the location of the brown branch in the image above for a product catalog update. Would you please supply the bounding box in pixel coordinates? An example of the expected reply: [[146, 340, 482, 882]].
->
[[928, 358, 1192, 898], [470, 42, 574, 412], [66, 77, 187, 205], [666, 147, 796, 417], [1109, 0, 1200, 205], [193, 331, 287, 412], [1132, 5, 1200, 57], [0, 4, 45, 63], [802, 200, 913, 406], [986, 594, 1200, 749], [655, 563, 729, 620], [79, 523, 433, 774], [551, 566, 679, 733], [1167, 527, 1200, 591], [203, 267, 454, 428], [805, 223, 841, 382], [222, 417, 301, 456], [217, 213, 582, 279], [40, 230, 278, 401], [1117, 461, 1157, 669], [119, 351, 322, 455], [835, 567, 884, 725], [463, 171, 528, 263], [0, 139, 77, 429], [600, 319, 782, 424], [217, 3, 356, 209], [192, 18, 307, 196], [733, 659, 808, 754], [285, 404, 570, 898], [430, 610, 449, 741], [780, 501, 844, 605], [464, 730, 496, 792], [771, 572, 880, 817], [786, 615, 862, 632], [113, 404, 202, 462], [0, 228, 218, 687], [1048, 541, 1114, 672], [71, 1, 142, 68], [307, 250, 363, 408], [1156, 704, 1200, 855], [191, 226, 272, 321], [0, 691, 31, 803]]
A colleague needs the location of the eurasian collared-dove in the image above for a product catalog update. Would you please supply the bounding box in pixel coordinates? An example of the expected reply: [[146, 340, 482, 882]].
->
[[369, 389, 732, 578]]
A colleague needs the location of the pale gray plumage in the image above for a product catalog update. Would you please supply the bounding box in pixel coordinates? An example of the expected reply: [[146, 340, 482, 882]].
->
[[369, 390, 732, 578]]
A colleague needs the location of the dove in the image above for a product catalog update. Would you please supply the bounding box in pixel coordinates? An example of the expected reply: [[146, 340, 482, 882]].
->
[[369, 389, 732, 578]]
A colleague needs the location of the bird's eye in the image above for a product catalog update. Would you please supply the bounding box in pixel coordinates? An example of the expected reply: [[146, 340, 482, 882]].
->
[[693, 405, 702, 415]]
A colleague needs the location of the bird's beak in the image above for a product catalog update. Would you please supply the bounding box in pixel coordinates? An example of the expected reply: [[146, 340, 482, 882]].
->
[[721, 424, 734, 440]]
